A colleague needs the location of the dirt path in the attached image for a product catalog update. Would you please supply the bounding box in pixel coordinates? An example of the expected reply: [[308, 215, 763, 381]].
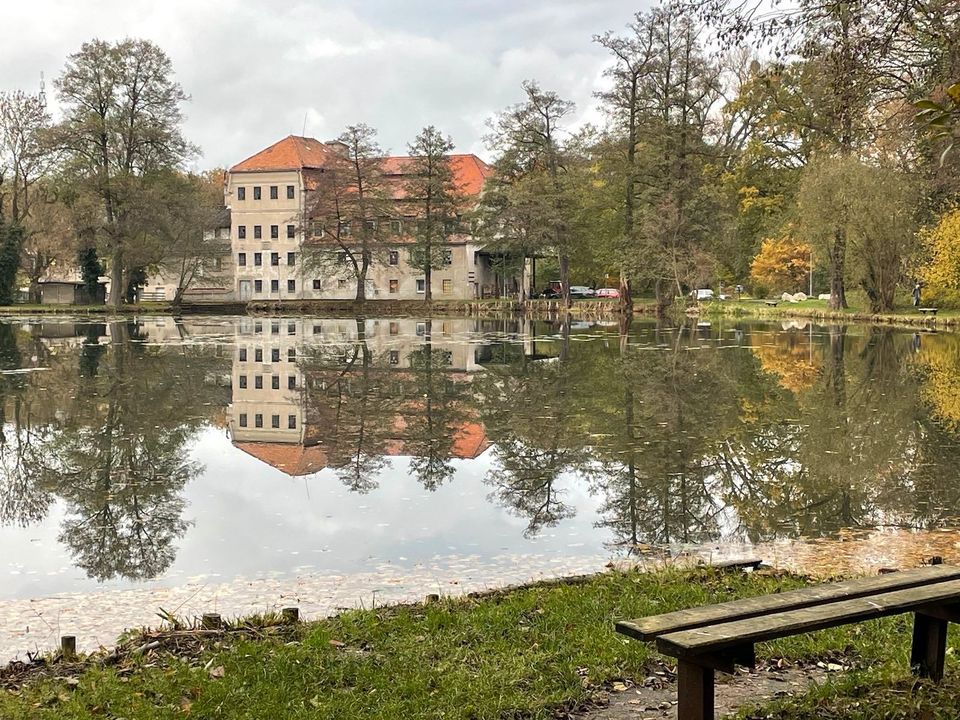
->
[[580, 663, 831, 719]]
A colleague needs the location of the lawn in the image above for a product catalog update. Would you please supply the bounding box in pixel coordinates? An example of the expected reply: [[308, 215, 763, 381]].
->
[[1, 567, 954, 719]]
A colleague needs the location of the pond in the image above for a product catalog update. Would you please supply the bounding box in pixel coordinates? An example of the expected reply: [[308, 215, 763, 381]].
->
[[2, 314, 960, 659]]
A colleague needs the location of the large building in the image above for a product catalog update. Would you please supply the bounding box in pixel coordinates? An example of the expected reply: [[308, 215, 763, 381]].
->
[[226, 135, 518, 301]]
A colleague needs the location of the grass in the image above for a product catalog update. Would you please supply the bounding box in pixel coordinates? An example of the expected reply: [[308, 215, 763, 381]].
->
[[0, 567, 943, 720]]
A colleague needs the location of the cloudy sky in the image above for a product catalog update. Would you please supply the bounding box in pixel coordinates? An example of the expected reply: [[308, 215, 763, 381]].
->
[[0, 0, 652, 169]]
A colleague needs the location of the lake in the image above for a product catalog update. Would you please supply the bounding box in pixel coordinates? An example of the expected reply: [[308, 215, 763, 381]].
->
[[2, 314, 960, 659]]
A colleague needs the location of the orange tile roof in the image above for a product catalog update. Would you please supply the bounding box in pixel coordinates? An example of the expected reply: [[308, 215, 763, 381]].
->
[[234, 442, 328, 476], [450, 422, 491, 459], [230, 135, 340, 173], [381, 154, 492, 197]]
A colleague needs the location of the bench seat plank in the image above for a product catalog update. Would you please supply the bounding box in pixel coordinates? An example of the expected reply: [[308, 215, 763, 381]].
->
[[656, 578, 960, 658], [617, 565, 960, 642]]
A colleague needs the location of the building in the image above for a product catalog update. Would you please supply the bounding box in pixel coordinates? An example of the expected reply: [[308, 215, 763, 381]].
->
[[226, 135, 520, 301]]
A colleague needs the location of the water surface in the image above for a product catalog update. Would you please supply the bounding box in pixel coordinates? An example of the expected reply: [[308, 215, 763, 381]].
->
[[2, 315, 960, 657]]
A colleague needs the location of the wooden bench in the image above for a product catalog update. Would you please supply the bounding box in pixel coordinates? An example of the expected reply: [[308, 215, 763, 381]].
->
[[919, 307, 938, 316], [616, 565, 960, 720], [763, 300, 778, 306]]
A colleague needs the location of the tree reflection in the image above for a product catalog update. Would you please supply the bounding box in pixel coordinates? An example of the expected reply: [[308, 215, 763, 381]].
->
[[0, 320, 227, 581]]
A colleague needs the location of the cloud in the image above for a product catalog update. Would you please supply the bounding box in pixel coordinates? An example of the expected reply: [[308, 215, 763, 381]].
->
[[0, 0, 651, 168]]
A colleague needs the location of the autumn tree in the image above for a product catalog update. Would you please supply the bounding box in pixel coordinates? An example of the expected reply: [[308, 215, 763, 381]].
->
[[301, 124, 389, 301], [54, 38, 194, 307], [917, 207, 960, 305], [403, 127, 462, 301], [750, 232, 812, 294], [797, 155, 917, 312], [484, 82, 577, 306]]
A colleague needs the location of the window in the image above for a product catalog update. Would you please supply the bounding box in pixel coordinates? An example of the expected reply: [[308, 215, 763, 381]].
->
[[255, 413, 263, 428], [389, 321, 399, 336], [287, 279, 296, 293], [254, 280, 263, 293], [286, 185, 295, 199], [337, 252, 348, 265], [253, 186, 262, 200], [270, 225, 279, 239], [287, 224, 295, 239], [365, 219, 377, 232], [442, 249, 452, 266], [312, 279, 322, 290], [271, 252, 279, 266], [416, 278, 425, 294], [255, 348, 263, 362], [271, 375, 280, 390], [271, 348, 280, 363], [271, 414, 280, 429], [239, 413, 247, 427], [337, 278, 347, 289], [416, 323, 426, 337], [313, 324, 321, 334], [237, 187, 246, 201], [255, 321, 263, 334], [442, 279, 453, 294], [389, 350, 400, 365], [287, 252, 296, 266], [272, 321, 280, 334], [239, 375, 247, 389], [288, 415, 297, 429], [254, 225, 262, 239], [288, 348, 296, 362], [238, 225, 247, 239], [310, 222, 324, 237], [238, 252, 247, 267], [271, 279, 279, 293], [287, 321, 296, 335], [389, 250, 399, 265], [269, 185, 278, 200], [254, 252, 262, 266], [239, 348, 247, 362], [255, 375, 263, 389], [391, 219, 402, 234], [213, 257, 222, 272], [389, 279, 399, 294], [287, 375, 297, 390], [340, 222, 351, 237]]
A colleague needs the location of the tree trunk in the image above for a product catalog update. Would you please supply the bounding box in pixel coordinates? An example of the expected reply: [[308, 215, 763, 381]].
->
[[425, 259, 432, 302], [109, 249, 123, 308], [828, 227, 847, 311], [619, 271, 633, 315], [559, 253, 571, 309]]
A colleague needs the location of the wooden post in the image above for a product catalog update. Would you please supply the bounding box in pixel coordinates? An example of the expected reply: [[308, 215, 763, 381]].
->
[[281, 607, 299, 623], [677, 659, 714, 720], [202, 613, 222, 630], [911, 612, 948, 681], [61, 635, 77, 660]]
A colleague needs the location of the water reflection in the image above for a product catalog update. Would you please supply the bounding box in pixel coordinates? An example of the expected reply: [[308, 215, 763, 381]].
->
[[2, 316, 960, 593]]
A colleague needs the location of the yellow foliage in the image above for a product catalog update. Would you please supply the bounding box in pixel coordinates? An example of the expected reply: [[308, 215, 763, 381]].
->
[[918, 208, 960, 295], [751, 333, 821, 394], [915, 335, 960, 430], [750, 232, 812, 293]]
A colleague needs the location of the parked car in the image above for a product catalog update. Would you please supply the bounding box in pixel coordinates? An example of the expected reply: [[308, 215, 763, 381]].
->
[[538, 286, 562, 299], [691, 288, 715, 301], [570, 286, 595, 298], [595, 287, 620, 298]]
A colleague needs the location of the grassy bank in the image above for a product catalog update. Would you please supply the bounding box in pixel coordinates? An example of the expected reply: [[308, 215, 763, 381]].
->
[[701, 296, 960, 329], [1, 567, 953, 719]]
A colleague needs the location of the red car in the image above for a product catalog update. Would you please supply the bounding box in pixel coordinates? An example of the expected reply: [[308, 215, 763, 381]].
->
[[595, 288, 620, 298]]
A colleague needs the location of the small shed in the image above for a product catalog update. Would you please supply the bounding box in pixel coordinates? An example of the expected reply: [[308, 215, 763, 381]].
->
[[39, 281, 106, 305]]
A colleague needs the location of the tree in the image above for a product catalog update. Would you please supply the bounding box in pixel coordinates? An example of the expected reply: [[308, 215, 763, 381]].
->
[[595, 14, 659, 312], [154, 170, 226, 305], [484, 81, 577, 307], [796, 155, 917, 312], [750, 232, 812, 294], [54, 38, 194, 307], [404, 127, 461, 301], [301, 124, 389, 301], [917, 207, 960, 304], [0, 88, 52, 225], [21, 186, 78, 302], [0, 222, 23, 304]]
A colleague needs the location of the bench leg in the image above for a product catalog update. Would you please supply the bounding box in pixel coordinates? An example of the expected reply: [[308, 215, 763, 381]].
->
[[677, 659, 714, 720], [911, 612, 948, 681]]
